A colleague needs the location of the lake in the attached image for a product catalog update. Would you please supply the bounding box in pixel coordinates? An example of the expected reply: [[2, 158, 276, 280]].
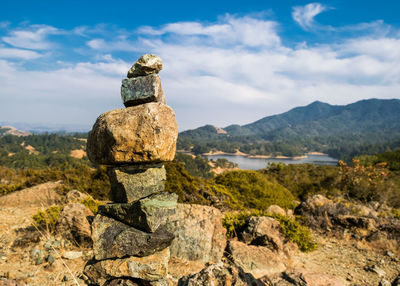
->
[[204, 154, 338, 170]]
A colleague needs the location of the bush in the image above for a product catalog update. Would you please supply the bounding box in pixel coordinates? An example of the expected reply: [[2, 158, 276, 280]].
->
[[214, 170, 296, 210], [32, 206, 62, 233], [273, 214, 317, 252], [223, 211, 317, 252], [80, 197, 102, 214]]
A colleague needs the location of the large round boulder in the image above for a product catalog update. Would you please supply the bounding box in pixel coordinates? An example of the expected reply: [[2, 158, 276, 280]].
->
[[87, 103, 178, 165]]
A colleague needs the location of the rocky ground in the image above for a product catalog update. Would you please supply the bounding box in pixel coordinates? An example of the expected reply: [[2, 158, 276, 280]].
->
[[0, 183, 399, 286]]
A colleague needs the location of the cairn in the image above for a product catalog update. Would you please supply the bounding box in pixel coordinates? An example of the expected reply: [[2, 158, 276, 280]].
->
[[84, 54, 178, 286]]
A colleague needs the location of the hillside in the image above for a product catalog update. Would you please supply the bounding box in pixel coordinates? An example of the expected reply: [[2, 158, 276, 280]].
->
[[0, 126, 31, 137], [178, 99, 400, 160]]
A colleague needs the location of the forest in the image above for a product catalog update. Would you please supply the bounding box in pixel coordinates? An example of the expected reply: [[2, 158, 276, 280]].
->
[[1, 133, 399, 210]]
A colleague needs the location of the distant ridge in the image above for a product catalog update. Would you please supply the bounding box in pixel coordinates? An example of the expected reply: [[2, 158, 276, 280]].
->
[[0, 126, 31, 137], [178, 98, 400, 160]]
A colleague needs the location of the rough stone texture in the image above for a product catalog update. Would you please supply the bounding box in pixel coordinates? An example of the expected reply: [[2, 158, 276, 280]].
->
[[65, 189, 91, 203], [168, 204, 226, 263], [92, 214, 174, 260], [121, 75, 165, 107], [103, 279, 140, 286], [127, 54, 162, 78], [87, 103, 178, 165], [227, 240, 287, 279], [267, 205, 287, 217], [279, 269, 346, 286], [241, 216, 285, 251], [56, 203, 93, 247], [84, 248, 170, 285], [62, 251, 83, 260], [98, 192, 178, 232], [177, 262, 265, 286], [107, 164, 166, 203]]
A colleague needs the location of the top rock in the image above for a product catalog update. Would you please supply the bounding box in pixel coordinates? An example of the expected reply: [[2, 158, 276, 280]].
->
[[127, 54, 162, 78]]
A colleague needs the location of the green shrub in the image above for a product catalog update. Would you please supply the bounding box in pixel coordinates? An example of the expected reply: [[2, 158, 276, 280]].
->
[[80, 196, 102, 214], [214, 170, 296, 210], [32, 206, 62, 233], [392, 208, 400, 219], [273, 214, 317, 252], [223, 211, 317, 252]]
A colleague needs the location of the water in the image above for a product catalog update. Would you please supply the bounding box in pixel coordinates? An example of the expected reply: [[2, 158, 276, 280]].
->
[[204, 154, 338, 170]]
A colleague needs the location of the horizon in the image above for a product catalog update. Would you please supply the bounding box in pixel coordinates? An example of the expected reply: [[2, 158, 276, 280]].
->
[[1, 1, 400, 131], [1, 97, 397, 133]]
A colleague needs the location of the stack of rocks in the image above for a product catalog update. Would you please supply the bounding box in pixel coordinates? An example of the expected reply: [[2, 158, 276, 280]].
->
[[84, 54, 178, 286]]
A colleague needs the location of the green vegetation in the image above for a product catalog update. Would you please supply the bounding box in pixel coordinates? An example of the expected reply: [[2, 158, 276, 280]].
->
[[175, 153, 214, 178], [0, 133, 89, 169], [0, 164, 110, 200], [178, 99, 400, 161], [214, 170, 296, 210], [32, 206, 62, 233], [1, 130, 399, 254], [80, 196, 102, 214], [223, 211, 317, 252], [275, 214, 317, 252]]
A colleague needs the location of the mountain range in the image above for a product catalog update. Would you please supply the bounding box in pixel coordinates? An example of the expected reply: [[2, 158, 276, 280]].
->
[[178, 99, 400, 160]]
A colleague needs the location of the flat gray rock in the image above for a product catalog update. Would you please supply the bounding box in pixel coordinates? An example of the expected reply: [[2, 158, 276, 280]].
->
[[121, 74, 165, 107], [108, 164, 166, 203], [92, 214, 174, 260], [98, 192, 178, 232]]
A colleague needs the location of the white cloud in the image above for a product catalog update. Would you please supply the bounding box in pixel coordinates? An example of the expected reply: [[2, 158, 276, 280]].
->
[[292, 3, 329, 30], [0, 47, 42, 59], [0, 58, 128, 127], [1, 15, 400, 131], [2, 25, 60, 50]]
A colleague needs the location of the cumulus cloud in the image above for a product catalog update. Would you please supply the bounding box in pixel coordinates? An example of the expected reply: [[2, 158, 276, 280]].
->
[[1, 14, 400, 130], [2, 25, 60, 50], [0, 47, 42, 59], [292, 3, 330, 30]]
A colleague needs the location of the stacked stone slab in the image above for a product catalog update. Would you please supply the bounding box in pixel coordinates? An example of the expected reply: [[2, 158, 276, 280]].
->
[[84, 54, 178, 286]]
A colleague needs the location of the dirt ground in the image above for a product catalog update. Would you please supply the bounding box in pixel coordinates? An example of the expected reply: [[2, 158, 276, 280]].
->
[[0, 183, 399, 286]]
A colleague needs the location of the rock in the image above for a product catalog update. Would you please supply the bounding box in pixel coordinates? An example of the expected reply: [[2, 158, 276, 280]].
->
[[0, 278, 26, 286], [62, 251, 83, 260], [87, 103, 178, 165], [241, 216, 285, 251], [98, 192, 178, 232], [267, 205, 287, 217], [379, 279, 391, 286], [92, 214, 174, 260], [107, 164, 167, 203], [127, 54, 162, 78], [30, 248, 45, 265], [177, 262, 265, 286], [66, 189, 90, 203], [103, 279, 141, 286], [84, 248, 169, 285], [47, 254, 55, 265], [168, 204, 226, 263], [148, 279, 169, 286], [121, 75, 165, 107], [227, 240, 287, 278], [336, 215, 376, 230], [56, 203, 93, 246], [280, 269, 346, 286], [369, 265, 386, 277], [393, 275, 400, 286], [12, 228, 41, 248]]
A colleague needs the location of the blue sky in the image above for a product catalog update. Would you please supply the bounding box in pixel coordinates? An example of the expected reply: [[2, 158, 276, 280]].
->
[[1, 1, 400, 131]]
